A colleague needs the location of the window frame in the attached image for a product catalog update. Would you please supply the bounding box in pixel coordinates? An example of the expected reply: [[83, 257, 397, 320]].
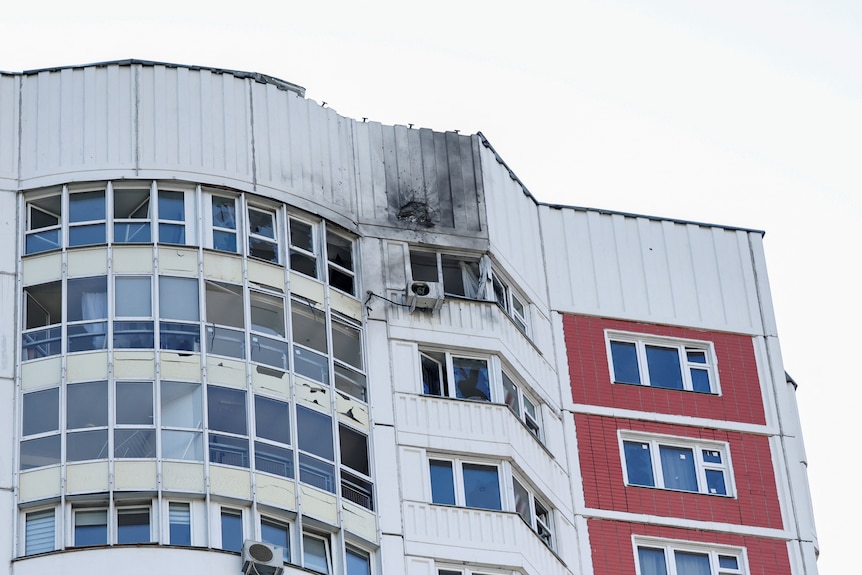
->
[[325, 227, 356, 296], [288, 215, 320, 279], [302, 530, 332, 574], [620, 432, 735, 497], [633, 537, 747, 575], [23, 507, 57, 555], [428, 457, 503, 511], [606, 330, 720, 394], [512, 475, 554, 549]]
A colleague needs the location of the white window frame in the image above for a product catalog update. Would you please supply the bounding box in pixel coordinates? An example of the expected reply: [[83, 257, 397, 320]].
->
[[156, 185, 196, 246], [512, 475, 554, 549], [325, 227, 357, 296], [24, 189, 63, 255], [115, 505, 152, 544], [207, 192, 240, 254], [633, 537, 747, 575], [605, 330, 720, 394], [259, 513, 292, 563], [164, 500, 194, 546], [247, 202, 281, 264], [289, 215, 320, 279], [501, 370, 543, 442], [437, 567, 512, 575], [427, 457, 503, 511], [22, 506, 57, 556], [619, 431, 735, 497], [111, 182, 153, 244], [302, 530, 332, 574]]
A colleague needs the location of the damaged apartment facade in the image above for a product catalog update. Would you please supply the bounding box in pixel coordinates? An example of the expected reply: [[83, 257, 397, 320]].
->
[[0, 61, 818, 575]]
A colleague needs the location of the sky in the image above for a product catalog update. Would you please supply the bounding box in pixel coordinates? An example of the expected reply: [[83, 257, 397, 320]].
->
[[2, 0, 859, 571]]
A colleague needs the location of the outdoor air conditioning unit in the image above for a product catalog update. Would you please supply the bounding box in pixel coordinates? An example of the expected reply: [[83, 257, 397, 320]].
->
[[241, 540, 284, 575], [406, 280, 445, 312]]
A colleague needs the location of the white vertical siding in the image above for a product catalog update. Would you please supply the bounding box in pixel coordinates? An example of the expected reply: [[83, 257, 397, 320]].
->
[[541, 205, 765, 334], [0, 74, 18, 184], [19, 66, 135, 183]]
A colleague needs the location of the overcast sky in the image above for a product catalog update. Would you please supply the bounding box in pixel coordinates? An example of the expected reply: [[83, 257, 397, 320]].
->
[[3, 1, 859, 571]]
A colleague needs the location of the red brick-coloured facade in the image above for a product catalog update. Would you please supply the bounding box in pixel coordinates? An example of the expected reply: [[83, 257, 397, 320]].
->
[[563, 315, 766, 425], [588, 519, 792, 575], [575, 413, 783, 528]]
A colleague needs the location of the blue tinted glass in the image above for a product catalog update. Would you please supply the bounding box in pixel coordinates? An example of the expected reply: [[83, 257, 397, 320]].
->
[[220, 511, 243, 552], [298, 453, 335, 492], [159, 322, 199, 352], [74, 510, 107, 547], [159, 223, 185, 244], [69, 192, 105, 222], [296, 405, 333, 460], [117, 509, 149, 543], [462, 463, 501, 510], [212, 197, 236, 229], [209, 434, 249, 467], [66, 430, 109, 461], [169, 503, 191, 545], [674, 551, 711, 575], [702, 449, 722, 463], [719, 555, 739, 569], [294, 346, 330, 384], [429, 460, 455, 505], [453, 358, 490, 401], [346, 548, 371, 575], [686, 350, 707, 363], [659, 446, 698, 491], [705, 469, 727, 495], [207, 387, 246, 435], [67, 322, 108, 352], [255, 442, 294, 478], [114, 429, 156, 458], [638, 547, 668, 575], [255, 396, 290, 444], [69, 224, 106, 246], [646, 346, 683, 389], [611, 341, 641, 384], [691, 368, 712, 393], [26, 229, 60, 254], [159, 191, 185, 221], [113, 321, 155, 349], [22, 327, 62, 361], [213, 230, 237, 252], [261, 521, 290, 562], [114, 222, 151, 243], [624, 441, 655, 486]]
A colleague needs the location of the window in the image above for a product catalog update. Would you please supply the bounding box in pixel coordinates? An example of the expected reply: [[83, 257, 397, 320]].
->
[[25, 193, 62, 254], [168, 502, 191, 545], [339, 424, 373, 510], [66, 381, 109, 462], [161, 381, 203, 461], [429, 459, 501, 511], [636, 540, 746, 575], [22, 281, 62, 360], [159, 277, 200, 352], [420, 350, 545, 442], [622, 434, 733, 496], [292, 300, 329, 384], [157, 189, 188, 244], [261, 517, 290, 562], [113, 186, 151, 243], [74, 509, 108, 546], [491, 274, 530, 336], [289, 217, 318, 278], [114, 381, 155, 459], [114, 276, 154, 349], [607, 332, 718, 394], [20, 387, 61, 470], [254, 395, 294, 478], [332, 316, 366, 401], [68, 189, 106, 247], [220, 508, 244, 552], [117, 507, 150, 544], [297, 406, 336, 493], [501, 372, 542, 441], [409, 250, 481, 298], [250, 290, 288, 370], [67, 276, 108, 352], [25, 509, 55, 555], [512, 477, 554, 548], [346, 546, 371, 575], [211, 195, 239, 253], [205, 281, 245, 360], [302, 532, 331, 574], [248, 205, 279, 262], [326, 229, 355, 294], [208, 386, 249, 468]]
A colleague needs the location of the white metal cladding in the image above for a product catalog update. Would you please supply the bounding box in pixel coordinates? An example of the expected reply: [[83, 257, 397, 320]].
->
[[0, 74, 17, 184], [481, 145, 550, 314], [539, 205, 765, 335]]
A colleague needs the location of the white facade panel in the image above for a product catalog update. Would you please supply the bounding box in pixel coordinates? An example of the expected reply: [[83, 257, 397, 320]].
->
[[0, 75, 18, 184], [540, 204, 765, 334]]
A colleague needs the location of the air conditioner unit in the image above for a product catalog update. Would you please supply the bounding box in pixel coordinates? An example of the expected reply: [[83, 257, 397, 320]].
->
[[406, 280, 445, 311], [242, 540, 284, 575]]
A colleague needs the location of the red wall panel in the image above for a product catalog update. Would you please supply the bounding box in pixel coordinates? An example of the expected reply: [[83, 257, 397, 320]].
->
[[588, 519, 792, 575], [563, 315, 766, 425], [575, 414, 784, 529]]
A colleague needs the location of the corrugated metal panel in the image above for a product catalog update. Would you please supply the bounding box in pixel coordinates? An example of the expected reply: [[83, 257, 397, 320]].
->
[[541, 205, 763, 334], [19, 66, 136, 182], [137, 65, 252, 184], [481, 145, 549, 312], [0, 74, 18, 183]]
